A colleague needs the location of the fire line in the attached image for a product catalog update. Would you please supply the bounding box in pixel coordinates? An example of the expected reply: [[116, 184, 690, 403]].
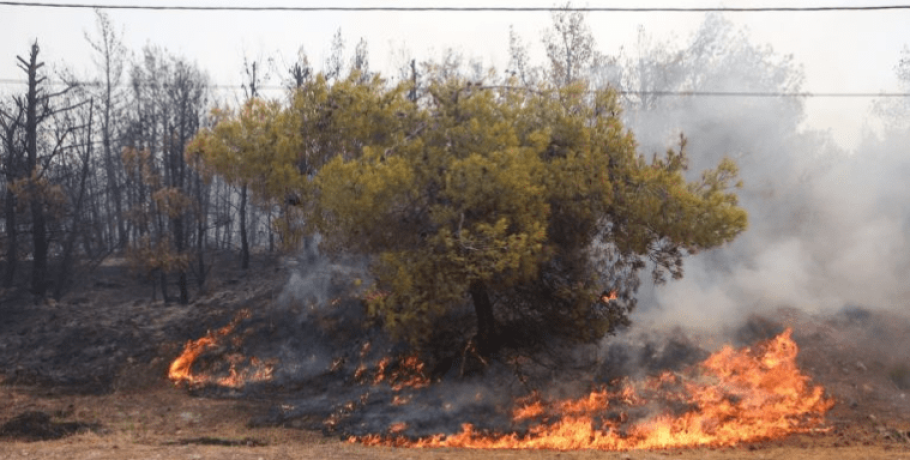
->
[[168, 309, 275, 388], [355, 329, 834, 450]]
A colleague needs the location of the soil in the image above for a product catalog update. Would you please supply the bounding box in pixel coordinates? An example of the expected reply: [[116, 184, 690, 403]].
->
[[1, 252, 910, 459]]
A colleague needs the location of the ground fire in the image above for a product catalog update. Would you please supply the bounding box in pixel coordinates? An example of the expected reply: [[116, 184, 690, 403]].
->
[[355, 329, 834, 450], [168, 309, 276, 388]]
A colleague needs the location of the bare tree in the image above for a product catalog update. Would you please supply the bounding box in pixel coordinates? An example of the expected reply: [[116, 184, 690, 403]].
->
[[285, 46, 312, 90], [86, 9, 129, 250], [124, 46, 209, 304], [6, 42, 83, 297], [351, 37, 370, 81], [21, 43, 47, 296], [165, 56, 208, 303], [0, 96, 25, 288], [52, 95, 95, 300], [543, 4, 595, 87], [507, 26, 540, 87], [324, 28, 345, 81]]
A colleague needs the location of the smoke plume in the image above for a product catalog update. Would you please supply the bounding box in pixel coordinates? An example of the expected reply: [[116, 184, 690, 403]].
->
[[621, 15, 910, 332]]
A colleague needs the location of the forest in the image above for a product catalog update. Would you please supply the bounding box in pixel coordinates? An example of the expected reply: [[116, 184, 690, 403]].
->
[[2, 6, 910, 458], [2, 8, 908, 322]]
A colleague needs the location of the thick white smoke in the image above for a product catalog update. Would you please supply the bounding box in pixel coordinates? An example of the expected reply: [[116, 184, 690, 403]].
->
[[618, 15, 910, 331]]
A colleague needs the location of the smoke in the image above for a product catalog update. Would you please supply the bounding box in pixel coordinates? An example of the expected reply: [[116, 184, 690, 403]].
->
[[621, 15, 910, 332], [241, 235, 374, 384], [278, 235, 366, 308]]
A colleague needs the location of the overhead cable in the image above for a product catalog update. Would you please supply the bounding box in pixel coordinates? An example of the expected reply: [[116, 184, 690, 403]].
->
[[0, 79, 906, 98], [2, 1, 910, 12]]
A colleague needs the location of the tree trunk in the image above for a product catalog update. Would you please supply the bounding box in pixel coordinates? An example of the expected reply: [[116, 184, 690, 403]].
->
[[267, 205, 274, 253], [175, 214, 189, 304], [3, 188, 16, 288], [224, 181, 232, 250], [54, 100, 94, 300], [160, 270, 170, 303], [21, 43, 47, 298], [195, 174, 207, 289], [0, 101, 22, 289], [31, 194, 48, 298], [104, 139, 125, 249], [469, 280, 499, 357], [239, 183, 249, 270]]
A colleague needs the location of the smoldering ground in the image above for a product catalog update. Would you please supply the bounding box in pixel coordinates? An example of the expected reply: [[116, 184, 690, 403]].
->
[[173, 14, 910, 443]]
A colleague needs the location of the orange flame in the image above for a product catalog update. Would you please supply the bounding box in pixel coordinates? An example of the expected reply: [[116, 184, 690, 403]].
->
[[368, 355, 431, 391], [356, 329, 833, 450], [168, 310, 275, 388]]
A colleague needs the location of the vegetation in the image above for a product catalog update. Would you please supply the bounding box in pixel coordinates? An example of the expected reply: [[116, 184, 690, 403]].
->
[[0, 8, 752, 353], [190, 70, 748, 354]]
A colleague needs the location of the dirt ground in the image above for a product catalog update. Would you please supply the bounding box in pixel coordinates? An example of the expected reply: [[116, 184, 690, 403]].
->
[[0, 381, 908, 460], [2, 252, 910, 459]]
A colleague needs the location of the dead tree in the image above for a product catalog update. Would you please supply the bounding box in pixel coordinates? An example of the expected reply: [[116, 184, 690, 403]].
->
[[86, 10, 129, 250], [125, 47, 209, 304], [9, 42, 82, 297], [20, 43, 49, 297], [53, 98, 95, 300], [0, 98, 25, 288]]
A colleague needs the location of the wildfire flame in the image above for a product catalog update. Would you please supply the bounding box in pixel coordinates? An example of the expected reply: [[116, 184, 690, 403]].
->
[[168, 309, 275, 388], [356, 329, 833, 450], [371, 355, 431, 391]]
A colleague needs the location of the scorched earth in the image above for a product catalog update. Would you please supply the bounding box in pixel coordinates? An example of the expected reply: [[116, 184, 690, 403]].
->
[[1, 253, 909, 459]]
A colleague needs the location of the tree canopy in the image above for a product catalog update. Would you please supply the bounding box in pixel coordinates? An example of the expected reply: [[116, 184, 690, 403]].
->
[[189, 72, 747, 356]]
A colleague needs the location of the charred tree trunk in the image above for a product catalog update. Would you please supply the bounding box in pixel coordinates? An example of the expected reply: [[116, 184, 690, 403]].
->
[[20, 43, 48, 297], [101, 76, 123, 250], [0, 101, 22, 288], [159, 270, 169, 303], [239, 183, 249, 270], [469, 280, 499, 357], [195, 174, 207, 290], [103, 130, 124, 249], [3, 187, 16, 288], [267, 205, 274, 253], [174, 213, 189, 304], [224, 181, 233, 250], [174, 141, 188, 305], [54, 100, 94, 300], [88, 10, 128, 251]]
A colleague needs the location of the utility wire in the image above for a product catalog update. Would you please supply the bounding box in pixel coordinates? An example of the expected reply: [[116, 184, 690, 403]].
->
[[2, 1, 910, 12], [0, 78, 905, 98], [0, 78, 266, 90]]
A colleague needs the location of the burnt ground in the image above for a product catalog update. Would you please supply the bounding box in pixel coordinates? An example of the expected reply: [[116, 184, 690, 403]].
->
[[1, 252, 910, 459]]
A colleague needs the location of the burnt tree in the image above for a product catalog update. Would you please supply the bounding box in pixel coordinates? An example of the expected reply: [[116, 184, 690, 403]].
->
[[86, 10, 129, 251], [0, 98, 25, 288], [124, 47, 209, 304]]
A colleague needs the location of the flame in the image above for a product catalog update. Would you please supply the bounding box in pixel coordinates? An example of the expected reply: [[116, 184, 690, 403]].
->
[[367, 355, 431, 391], [168, 309, 276, 388], [389, 422, 408, 434], [356, 329, 834, 450]]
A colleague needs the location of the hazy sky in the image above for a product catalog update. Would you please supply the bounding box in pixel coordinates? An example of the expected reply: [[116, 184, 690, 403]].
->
[[2, 0, 910, 150]]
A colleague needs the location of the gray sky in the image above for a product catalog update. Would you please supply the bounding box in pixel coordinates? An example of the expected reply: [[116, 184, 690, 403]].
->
[[2, 0, 910, 150]]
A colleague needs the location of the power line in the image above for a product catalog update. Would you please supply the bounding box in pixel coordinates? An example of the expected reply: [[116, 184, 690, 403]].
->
[[619, 91, 910, 98], [0, 78, 262, 90], [0, 78, 906, 98], [2, 1, 910, 12]]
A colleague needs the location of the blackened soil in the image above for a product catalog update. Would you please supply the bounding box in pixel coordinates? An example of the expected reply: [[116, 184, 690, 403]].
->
[[0, 252, 288, 395], [0, 410, 100, 441]]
